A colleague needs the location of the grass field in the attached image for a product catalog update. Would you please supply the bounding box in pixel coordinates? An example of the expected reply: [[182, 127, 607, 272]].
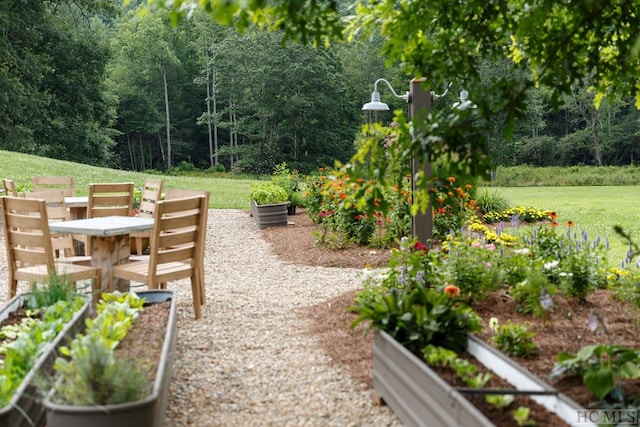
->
[[0, 150, 254, 209], [496, 186, 640, 266], [2, 150, 639, 265]]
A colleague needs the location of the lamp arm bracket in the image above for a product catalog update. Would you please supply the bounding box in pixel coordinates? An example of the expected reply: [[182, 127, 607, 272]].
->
[[432, 82, 453, 99], [374, 78, 409, 102]]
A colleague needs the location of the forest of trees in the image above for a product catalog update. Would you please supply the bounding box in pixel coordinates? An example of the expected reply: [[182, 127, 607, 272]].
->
[[1, 0, 639, 175]]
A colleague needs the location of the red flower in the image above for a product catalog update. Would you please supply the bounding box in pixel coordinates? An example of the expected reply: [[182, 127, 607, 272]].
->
[[414, 241, 427, 251]]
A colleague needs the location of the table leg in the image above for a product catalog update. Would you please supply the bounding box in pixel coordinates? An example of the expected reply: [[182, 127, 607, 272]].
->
[[69, 206, 87, 220], [90, 235, 131, 293], [69, 207, 87, 255]]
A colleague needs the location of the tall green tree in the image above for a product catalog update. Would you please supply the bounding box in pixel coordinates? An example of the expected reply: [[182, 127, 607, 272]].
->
[[0, 0, 119, 165], [109, 8, 181, 170]]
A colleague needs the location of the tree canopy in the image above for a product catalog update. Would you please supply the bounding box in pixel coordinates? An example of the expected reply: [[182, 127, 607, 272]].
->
[[149, 0, 639, 192]]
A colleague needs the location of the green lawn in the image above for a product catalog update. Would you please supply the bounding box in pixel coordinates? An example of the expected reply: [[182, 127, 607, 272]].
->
[[0, 150, 255, 209], [496, 186, 640, 266]]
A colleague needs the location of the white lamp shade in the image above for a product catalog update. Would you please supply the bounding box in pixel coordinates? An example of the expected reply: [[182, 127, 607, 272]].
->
[[362, 91, 390, 111]]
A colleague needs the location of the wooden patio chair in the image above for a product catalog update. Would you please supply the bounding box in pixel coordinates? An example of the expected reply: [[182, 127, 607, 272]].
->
[[87, 182, 134, 218], [130, 178, 164, 256], [112, 195, 207, 319], [32, 176, 76, 197], [82, 182, 134, 255], [1, 196, 101, 304], [3, 179, 18, 197], [164, 188, 210, 305], [25, 190, 91, 265]]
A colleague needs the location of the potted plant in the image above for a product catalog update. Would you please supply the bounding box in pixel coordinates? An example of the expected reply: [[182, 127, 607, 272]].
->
[[249, 182, 289, 228], [0, 278, 90, 427], [270, 162, 302, 215], [42, 290, 177, 427]]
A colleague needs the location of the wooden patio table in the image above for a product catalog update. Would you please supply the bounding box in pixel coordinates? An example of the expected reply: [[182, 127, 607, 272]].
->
[[49, 216, 153, 293]]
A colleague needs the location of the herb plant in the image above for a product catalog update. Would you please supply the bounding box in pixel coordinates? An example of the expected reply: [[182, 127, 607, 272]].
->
[[49, 292, 148, 406], [489, 318, 538, 358]]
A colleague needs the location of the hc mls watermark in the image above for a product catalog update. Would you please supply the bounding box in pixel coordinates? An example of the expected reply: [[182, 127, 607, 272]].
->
[[576, 409, 639, 425]]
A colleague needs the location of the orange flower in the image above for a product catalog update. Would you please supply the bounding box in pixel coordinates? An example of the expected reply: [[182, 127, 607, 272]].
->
[[448, 177, 456, 182], [444, 285, 460, 297], [465, 184, 473, 190], [548, 211, 558, 219], [550, 221, 558, 227], [566, 221, 574, 227]]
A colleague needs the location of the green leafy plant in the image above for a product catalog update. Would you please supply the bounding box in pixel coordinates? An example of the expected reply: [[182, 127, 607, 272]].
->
[[351, 281, 481, 354], [512, 406, 537, 426], [0, 296, 86, 406], [48, 292, 148, 406], [249, 182, 289, 205], [489, 318, 538, 358], [485, 393, 514, 409], [422, 345, 492, 388], [510, 269, 557, 318], [550, 344, 640, 402], [271, 162, 301, 205]]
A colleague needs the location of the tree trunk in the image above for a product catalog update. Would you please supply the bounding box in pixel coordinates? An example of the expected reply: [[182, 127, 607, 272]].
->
[[212, 68, 218, 168], [162, 66, 172, 169]]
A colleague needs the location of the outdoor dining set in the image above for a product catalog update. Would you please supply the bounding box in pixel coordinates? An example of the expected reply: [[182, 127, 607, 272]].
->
[[0, 176, 209, 319]]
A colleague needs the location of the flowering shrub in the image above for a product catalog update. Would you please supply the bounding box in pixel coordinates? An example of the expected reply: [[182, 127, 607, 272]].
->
[[351, 279, 481, 354], [431, 176, 479, 236], [304, 168, 411, 248], [483, 206, 551, 224], [440, 234, 504, 300]]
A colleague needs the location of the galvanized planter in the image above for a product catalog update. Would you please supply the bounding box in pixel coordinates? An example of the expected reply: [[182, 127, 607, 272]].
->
[[44, 290, 177, 427], [373, 331, 593, 427], [0, 294, 90, 427], [250, 200, 288, 228]]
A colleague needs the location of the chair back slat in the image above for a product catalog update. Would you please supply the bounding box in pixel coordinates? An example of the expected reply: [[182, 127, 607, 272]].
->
[[2, 179, 18, 197], [1, 197, 55, 271], [87, 183, 134, 218], [137, 178, 164, 218], [32, 176, 76, 197]]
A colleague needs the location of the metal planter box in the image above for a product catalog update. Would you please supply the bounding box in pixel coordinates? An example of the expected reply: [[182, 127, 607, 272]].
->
[[250, 200, 288, 229], [0, 294, 90, 427], [373, 330, 593, 427], [44, 290, 177, 427]]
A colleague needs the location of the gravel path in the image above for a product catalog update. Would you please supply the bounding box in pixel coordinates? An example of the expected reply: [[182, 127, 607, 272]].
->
[[0, 209, 401, 427]]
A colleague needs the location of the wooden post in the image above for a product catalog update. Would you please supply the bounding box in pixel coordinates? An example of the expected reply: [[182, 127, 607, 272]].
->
[[409, 78, 433, 244]]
